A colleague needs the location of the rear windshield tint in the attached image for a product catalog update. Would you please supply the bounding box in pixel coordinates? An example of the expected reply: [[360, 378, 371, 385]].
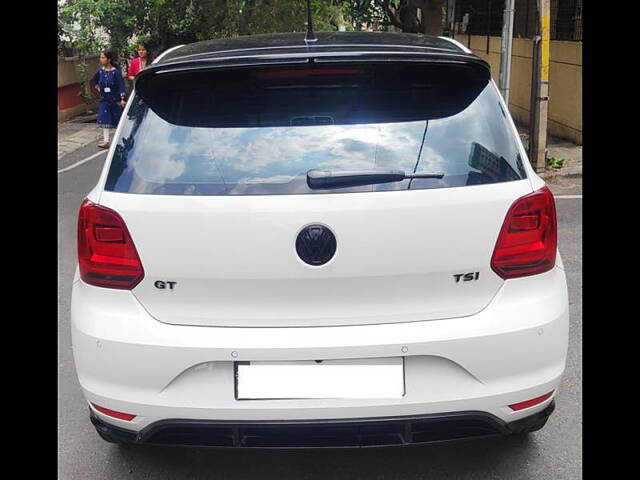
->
[[106, 63, 526, 195]]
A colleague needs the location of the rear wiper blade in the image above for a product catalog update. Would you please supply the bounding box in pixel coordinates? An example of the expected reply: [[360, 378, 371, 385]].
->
[[307, 169, 444, 189]]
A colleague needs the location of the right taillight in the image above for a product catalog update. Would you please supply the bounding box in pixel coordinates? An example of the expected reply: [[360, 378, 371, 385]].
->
[[77, 199, 144, 289], [491, 186, 557, 279]]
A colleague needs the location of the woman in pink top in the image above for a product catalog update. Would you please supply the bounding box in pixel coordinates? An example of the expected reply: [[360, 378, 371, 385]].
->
[[127, 43, 152, 81]]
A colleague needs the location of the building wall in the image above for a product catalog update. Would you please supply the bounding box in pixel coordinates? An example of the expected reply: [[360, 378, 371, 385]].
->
[[57, 56, 100, 122], [454, 34, 582, 144]]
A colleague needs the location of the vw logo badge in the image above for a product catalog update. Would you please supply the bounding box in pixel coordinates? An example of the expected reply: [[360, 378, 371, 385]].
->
[[296, 224, 337, 266]]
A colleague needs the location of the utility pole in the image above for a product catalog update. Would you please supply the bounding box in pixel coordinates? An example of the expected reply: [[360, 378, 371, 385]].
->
[[499, 0, 515, 104], [529, 0, 550, 173]]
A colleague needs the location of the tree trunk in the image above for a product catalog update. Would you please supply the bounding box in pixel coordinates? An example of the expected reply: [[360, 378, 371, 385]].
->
[[378, 0, 446, 35], [239, 0, 256, 35], [400, 3, 421, 33], [421, 0, 445, 36]]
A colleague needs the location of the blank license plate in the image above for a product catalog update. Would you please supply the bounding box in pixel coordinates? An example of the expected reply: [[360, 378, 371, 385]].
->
[[235, 357, 405, 400]]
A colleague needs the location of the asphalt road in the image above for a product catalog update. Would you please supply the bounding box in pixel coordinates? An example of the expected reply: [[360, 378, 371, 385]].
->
[[58, 151, 582, 479]]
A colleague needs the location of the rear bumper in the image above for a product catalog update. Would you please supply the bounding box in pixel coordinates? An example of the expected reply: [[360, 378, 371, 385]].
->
[[91, 401, 555, 448], [72, 266, 568, 432]]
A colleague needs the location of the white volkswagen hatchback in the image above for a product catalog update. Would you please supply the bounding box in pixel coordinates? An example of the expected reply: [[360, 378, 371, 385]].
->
[[71, 32, 569, 448]]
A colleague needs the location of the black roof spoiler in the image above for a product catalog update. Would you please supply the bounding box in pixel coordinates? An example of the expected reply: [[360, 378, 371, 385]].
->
[[135, 48, 490, 89]]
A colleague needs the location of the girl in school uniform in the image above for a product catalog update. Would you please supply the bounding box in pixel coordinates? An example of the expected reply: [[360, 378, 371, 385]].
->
[[90, 50, 126, 149]]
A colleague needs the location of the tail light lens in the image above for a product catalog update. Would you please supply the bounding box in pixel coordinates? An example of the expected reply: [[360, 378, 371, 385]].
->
[[491, 186, 557, 279], [77, 199, 144, 289]]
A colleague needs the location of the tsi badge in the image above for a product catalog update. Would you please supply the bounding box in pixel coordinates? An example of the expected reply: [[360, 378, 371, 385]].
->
[[453, 272, 480, 283], [155, 280, 177, 290]]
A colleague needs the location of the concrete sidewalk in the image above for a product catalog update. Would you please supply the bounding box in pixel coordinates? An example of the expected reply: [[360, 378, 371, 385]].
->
[[58, 115, 99, 160], [517, 125, 582, 178]]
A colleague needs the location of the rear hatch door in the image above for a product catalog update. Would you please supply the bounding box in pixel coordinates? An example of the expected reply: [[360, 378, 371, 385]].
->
[[99, 58, 531, 327]]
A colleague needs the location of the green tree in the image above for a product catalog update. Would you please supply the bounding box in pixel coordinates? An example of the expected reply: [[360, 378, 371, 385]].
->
[[59, 0, 358, 60], [59, 0, 447, 104], [59, 0, 109, 102], [344, 0, 445, 33]]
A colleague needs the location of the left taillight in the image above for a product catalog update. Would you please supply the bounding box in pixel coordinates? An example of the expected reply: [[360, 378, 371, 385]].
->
[[77, 199, 144, 290]]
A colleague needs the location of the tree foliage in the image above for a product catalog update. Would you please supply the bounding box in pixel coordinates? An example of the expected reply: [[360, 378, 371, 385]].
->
[[58, 0, 446, 102], [59, 1, 361, 61], [349, 0, 445, 35]]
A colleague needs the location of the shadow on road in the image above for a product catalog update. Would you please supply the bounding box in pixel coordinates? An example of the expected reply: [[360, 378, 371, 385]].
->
[[107, 434, 542, 479]]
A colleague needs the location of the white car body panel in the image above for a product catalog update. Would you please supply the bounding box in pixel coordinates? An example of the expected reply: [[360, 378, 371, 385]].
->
[[99, 179, 530, 327], [72, 264, 568, 430]]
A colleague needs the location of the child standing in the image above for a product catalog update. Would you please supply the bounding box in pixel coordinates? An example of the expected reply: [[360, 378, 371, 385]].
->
[[90, 50, 126, 149], [127, 42, 153, 81]]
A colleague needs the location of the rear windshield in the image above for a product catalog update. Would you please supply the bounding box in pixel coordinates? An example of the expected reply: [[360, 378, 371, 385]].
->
[[105, 63, 526, 195]]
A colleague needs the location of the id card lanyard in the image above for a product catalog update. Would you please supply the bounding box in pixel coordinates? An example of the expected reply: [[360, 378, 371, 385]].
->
[[103, 68, 114, 94]]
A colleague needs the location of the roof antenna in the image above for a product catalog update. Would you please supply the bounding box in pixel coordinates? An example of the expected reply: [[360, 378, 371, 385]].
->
[[305, 0, 317, 42]]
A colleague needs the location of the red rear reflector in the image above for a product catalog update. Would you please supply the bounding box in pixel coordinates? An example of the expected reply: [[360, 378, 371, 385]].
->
[[91, 403, 136, 421], [77, 199, 144, 289], [491, 186, 557, 279], [509, 391, 554, 411]]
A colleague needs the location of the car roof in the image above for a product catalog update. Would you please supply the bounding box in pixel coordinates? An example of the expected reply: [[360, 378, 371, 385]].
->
[[156, 31, 475, 65]]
